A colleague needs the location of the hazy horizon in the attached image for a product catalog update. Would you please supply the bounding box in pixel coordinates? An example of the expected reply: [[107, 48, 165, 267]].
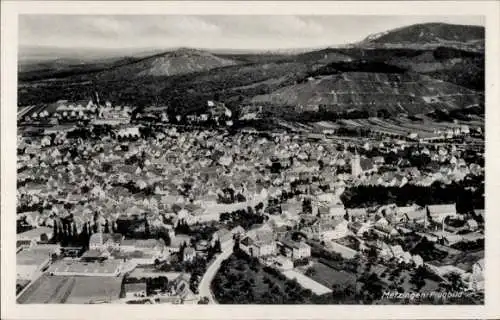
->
[[19, 15, 484, 56]]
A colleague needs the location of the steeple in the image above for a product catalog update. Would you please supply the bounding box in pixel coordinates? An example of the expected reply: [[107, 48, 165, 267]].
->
[[351, 147, 362, 177]]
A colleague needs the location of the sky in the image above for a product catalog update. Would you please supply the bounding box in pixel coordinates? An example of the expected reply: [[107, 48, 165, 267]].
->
[[19, 15, 485, 51]]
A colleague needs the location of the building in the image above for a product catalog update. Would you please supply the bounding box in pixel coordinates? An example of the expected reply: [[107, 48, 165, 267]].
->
[[117, 127, 141, 139], [240, 236, 276, 258], [351, 153, 376, 177], [469, 259, 484, 291], [230, 226, 246, 239], [120, 239, 166, 256], [348, 221, 372, 237], [325, 204, 346, 220], [281, 199, 303, 218], [403, 207, 428, 226], [412, 254, 424, 267], [47, 259, 123, 277], [426, 204, 457, 224], [351, 153, 362, 177], [89, 233, 124, 250], [170, 273, 198, 304], [240, 224, 276, 258], [427, 204, 458, 231], [211, 228, 233, 249], [183, 247, 196, 262], [372, 224, 400, 239], [277, 239, 311, 260], [302, 218, 349, 241], [466, 219, 479, 231], [346, 208, 369, 223]]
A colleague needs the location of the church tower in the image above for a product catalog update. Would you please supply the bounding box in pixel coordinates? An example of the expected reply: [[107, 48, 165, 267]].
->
[[351, 148, 362, 177]]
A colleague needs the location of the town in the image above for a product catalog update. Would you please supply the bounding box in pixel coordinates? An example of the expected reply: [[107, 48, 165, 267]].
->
[[16, 96, 484, 305]]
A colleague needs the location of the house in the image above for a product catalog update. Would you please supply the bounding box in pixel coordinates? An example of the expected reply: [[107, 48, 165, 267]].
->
[[281, 200, 302, 217], [277, 239, 311, 260], [124, 282, 147, 298], [230, 226, 245, 238], [469, 259, 484, 291], [426, 204, 457, 224], [89, 232, 124, 250], [373, 156, 385, 165], [346, 208, 369, 223], [372, 224, 400, 239], [183, 247, 196, 262], [385, 205, 421, 225], [117, 127, 140, 139], [403, 207, 428, 225], [167, 234, 192, 254], [412, 254, 424, 267], [348, 221, 371, 237], [170, 273, 198, 304], [303, 218, 349, 241], [212, 228, 233, 249], [120, 239, 165, 255], [368, 240, 393, 260], [240, 224, 276, 258], [390, 245, 404, 259], [466, 219, 479, 231], [399, 251, 413, 264], [326, 204, 346, 220]]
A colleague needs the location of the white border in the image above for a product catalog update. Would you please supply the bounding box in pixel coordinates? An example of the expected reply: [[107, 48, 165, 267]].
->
[[2, 1, 500, 319]]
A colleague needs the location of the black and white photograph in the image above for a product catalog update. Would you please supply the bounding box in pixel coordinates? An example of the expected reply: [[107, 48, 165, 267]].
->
[[2, 1, 500, 319]]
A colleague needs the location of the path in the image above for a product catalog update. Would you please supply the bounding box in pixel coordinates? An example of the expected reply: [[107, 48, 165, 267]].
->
[[198, 244, 233, 304]]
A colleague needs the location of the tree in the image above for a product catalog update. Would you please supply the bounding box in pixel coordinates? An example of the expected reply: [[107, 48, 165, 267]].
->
[[361, 273, 384, 302], [72, 223, 78, 240], [214, 239, 222, 253], [53, 222, 59, 242], [255, 202, 264, 213], [179, 241, 187, 259], [161, 230, 171, 247], [305, 267, 316, 277], [410, 266, 427, 291], [233, 237, 240, 252], [67, 222, 73, 238], [80, 223, 89, 248], [344, 256, 361, 300], [104, 219, 110, 233], [367, 246, 378, 261], [198, 296, 210, 304], [144, 218, 150, 238], [444, 272, 465, 292]]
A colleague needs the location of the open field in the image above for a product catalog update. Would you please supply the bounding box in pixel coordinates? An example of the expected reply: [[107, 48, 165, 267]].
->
[[17, 274, 123, 304], [309, 260, 356, 289]]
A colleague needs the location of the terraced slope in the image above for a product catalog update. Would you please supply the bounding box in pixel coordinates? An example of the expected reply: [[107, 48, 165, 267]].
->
[[251, 71, 482, 115]]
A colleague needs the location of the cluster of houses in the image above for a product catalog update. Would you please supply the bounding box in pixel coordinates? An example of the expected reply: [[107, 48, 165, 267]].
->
[[15, 98, 485, 303]]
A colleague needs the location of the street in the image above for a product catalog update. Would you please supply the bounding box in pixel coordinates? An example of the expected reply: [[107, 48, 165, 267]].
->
[[197, 243, 233, 304]]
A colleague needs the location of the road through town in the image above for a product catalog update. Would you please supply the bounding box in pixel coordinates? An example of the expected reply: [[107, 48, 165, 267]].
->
[[198, 244, 233, 304]]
